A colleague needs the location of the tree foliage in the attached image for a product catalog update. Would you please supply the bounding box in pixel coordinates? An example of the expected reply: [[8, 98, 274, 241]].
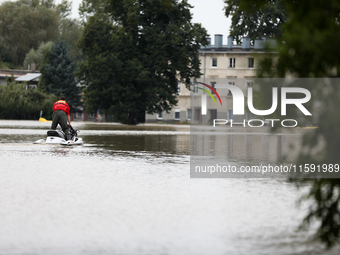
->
[[23, 41, 54, 70], [0, 57, 9, 69], [0, 0, 59, 66], [79, 0, 108, 24], [278, 0, 340, 248], [77, 0, 208, 123], [224, 0, 286, 43], [0, 0, 83, 67], [236, 0, 340, 248], [59, 18, 84, 62], [0, 78, 57, 120], [39, 40, 82, 112]]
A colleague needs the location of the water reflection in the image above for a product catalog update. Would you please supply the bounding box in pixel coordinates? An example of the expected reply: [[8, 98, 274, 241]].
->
[[190, 126, 307, 178], [85, 134, 190, 155], [0, 120, 191, 157], [190, 126, 303, 162]]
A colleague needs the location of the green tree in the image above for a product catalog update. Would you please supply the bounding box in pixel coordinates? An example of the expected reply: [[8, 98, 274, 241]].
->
[[58, 0, 84, 61], [224, 0, 286, 43], [39, 40, 82, 112], [79, 0, 108, 24], [23, 41, 54, 70], [0, 0, 83, 67], [59, 18, 83, 62], [0, 0, 60, 66], [77, 0, 208, 124], [276, 0, 340, 248], [0, 57, 9, 69], [0, 78, 57, 120], [235, 0, 340, 248]]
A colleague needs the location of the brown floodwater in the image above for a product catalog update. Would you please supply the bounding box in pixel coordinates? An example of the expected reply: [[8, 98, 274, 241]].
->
[[0, 120, 339, 255]]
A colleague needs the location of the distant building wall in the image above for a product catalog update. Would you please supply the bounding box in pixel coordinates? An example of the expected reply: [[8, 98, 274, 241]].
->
[[145, 35, 276, 124], [0, 69, 40, 86]]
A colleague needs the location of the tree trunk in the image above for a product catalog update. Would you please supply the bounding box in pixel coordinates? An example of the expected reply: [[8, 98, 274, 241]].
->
[[127, 111, 138, 125]]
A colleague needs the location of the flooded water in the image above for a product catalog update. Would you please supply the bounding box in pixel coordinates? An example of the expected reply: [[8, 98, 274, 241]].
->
[[0, 120, 339, 255]]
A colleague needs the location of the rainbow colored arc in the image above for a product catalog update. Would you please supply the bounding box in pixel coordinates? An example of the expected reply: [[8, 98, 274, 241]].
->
[[197, 82, 223, 106]]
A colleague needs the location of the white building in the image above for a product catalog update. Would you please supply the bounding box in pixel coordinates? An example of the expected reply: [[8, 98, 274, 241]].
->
[[145, 35, 276, 124]]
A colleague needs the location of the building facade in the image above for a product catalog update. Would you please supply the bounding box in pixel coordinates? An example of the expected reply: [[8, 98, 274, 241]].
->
[[145, 35, 276, 124]]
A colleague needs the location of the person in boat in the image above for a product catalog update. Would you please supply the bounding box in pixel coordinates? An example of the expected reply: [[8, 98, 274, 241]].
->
[[51, 96, 72, 140]]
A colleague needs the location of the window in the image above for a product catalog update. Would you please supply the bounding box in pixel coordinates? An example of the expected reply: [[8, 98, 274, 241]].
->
[[247, 82, 253, 96], [229, 58, 235, 68], [228, 110, 234, 120], [88, 113, 96, 119], [209, 109, 217, 122], [174, 110, 180, 120], [212, 58, 217, 67], [228, 82, 235, 95], [211, 82, 216, 94], [177, 83, 181, 95], [157, 111, 163, 119], [248, 111, 253, 120], [187, 109, 192, 120], [248, 58, 254, 68], [193, 84, 198, 93]]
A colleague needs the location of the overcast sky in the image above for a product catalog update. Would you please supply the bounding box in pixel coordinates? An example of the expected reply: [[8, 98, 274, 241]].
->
[[188, 0, 231, 44], [67, 0, 231, 44], [0, 0, 231, 45]]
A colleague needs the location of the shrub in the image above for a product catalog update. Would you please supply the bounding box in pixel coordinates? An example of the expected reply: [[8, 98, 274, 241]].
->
[[0, 79, 57, 120]]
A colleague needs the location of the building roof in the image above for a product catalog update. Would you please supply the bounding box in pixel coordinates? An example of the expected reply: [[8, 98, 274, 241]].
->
[[15, 73, 41, 82], [199, 35, 277, 53]]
